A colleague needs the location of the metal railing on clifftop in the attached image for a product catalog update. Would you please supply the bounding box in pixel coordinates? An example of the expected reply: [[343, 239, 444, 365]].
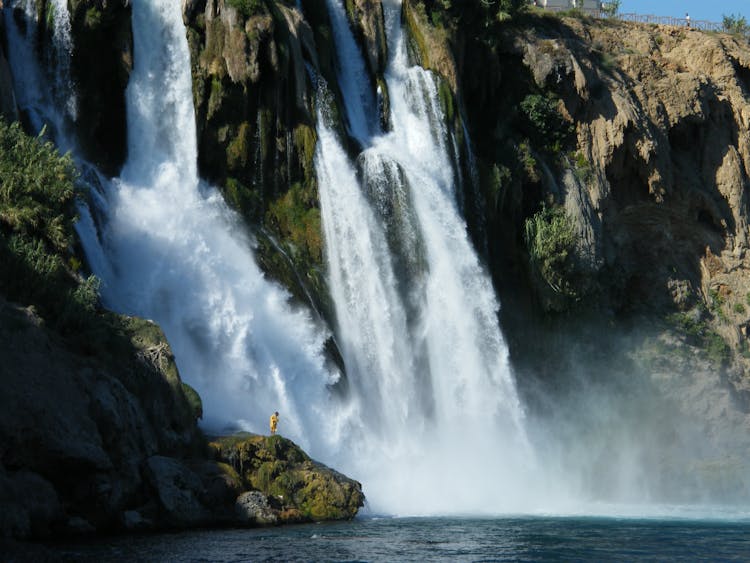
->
[[617, 13, 722, 32], [531, 5, 723, 32]]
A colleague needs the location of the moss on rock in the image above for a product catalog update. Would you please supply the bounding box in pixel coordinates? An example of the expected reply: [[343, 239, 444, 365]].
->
[[209, 433, 364, 522]]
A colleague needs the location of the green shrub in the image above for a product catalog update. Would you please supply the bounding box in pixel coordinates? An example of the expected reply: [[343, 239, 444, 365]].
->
[[226, 0, 263, 19], [519, 93, 572, 153], [267, 182, 322, 263], [705, 331, 730, 366], [0, 119, 102, 336], [709, 288, 727, 322], [0, 122, 75, 252], [722, 14, 749, 36], [573, 151, 593, 184], [734, 302, 746, 315], [181, 382, 203, 420], [667, 311, 731, 366], [601, 1, 620, 17], [524, 204, 577, 298], [84, 7, 102, 28]]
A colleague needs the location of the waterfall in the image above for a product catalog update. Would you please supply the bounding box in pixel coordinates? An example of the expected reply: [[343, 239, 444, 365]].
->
[[7, 0, 534, 515], [315, 0, 533, 514], [323, 0, 378, 143], [3, 0, 73, 144], [49, 0, 77, 120], [71, 0, 344, 454]]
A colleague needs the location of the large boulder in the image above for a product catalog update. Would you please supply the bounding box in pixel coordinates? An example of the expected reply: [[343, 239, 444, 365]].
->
[[145, 456, 210, 526], [0, 297, 203, 538], [235, 491, 278, 525], [210, 433, 365, 523]]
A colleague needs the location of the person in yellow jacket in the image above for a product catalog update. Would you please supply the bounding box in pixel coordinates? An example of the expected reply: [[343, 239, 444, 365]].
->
[[270, 411, 279, 435]]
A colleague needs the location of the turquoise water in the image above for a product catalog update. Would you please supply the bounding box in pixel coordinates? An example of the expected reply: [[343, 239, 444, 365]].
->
[[33, 516, 750, 561]]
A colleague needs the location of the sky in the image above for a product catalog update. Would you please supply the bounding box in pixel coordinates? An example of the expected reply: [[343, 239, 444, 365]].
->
[[620, 1, 749, 22]]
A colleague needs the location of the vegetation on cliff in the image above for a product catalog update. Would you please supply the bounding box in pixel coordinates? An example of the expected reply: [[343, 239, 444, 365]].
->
[[0, 120, 96, 336], [184, 0, 331, 315]]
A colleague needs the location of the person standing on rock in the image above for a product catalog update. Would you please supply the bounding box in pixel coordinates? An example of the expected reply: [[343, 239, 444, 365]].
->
[[270, 411, 279, 435]]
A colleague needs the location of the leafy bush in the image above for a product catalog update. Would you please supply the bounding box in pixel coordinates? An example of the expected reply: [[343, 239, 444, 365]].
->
[[601, 1, 621, 17], [705, 331, 730, 366], [667, 311, 731, 366], [0, 119, 102, 336], [0, 122, 75, 252], [524, 204, 577, 298], [722, 14, 749, 36], [226, 0, 263, 19], [519, 93, 572, 153]]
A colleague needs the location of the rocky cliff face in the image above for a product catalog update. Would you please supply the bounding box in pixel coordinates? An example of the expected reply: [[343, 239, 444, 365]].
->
[[407, 8, 750, 342], [183, 0, 331, 316], [9, 0, 133, 174], [67, 0, 133, 175], [0, 297, 204, 538], [0, 296, 364, 540], [0, 18, 18, 121], [400, 7, 750, 482]]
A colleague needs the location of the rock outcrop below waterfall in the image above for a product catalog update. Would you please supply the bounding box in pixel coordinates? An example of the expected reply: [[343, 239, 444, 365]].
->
[[0, 296, 365, 540], [211, 433, 365, 523], [0, 297, 204, 538], [0, 118, 364, 542]]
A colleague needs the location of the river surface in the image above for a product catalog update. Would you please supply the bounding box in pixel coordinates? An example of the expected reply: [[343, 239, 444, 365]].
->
[[26, 515, 750, 561]]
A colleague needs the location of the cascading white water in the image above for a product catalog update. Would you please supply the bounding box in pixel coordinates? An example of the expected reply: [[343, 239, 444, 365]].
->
[[49, 0, 77, 120], [323, 0, 378, 143], [315, 0, 534, 514], [7, 0, 535, 515], [7, 0, 750, 520], [3, 0, 73, 144], [72, 0, 346, 454]]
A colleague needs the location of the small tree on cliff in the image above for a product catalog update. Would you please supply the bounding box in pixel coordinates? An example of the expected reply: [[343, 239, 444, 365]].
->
[[722, 14, 750, 37], [601, 1, 621, 18], [479, 0, 527, 24]]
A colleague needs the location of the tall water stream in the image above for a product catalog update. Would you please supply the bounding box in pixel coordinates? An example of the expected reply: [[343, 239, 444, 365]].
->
[[315, 0, 532, 513]]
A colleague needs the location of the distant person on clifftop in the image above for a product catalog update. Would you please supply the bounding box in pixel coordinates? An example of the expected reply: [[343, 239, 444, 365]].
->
[[270, 411, 279, 435], [685, 13, 691, 27]]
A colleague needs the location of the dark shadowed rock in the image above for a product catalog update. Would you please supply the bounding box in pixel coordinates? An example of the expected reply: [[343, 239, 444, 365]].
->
[[0, 30, 17, 122], [145, 456, 210, 526], [0, 297, 203, 538], [0, 468, 63, 539], [235, 491, 278, 525]]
